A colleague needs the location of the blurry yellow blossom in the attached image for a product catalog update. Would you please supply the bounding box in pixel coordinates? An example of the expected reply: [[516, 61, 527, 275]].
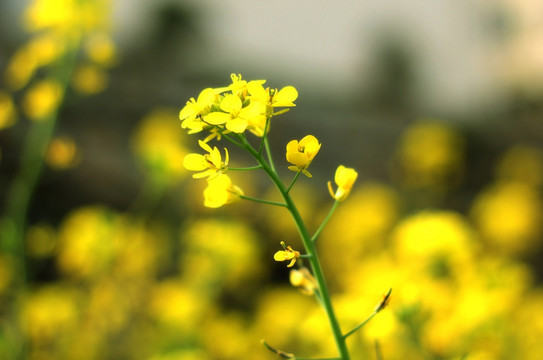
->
[[84, 33, 118, 67], [24, 0, 111, 39], [183, 140, 229, 180], [0, 92, 17, 129], [290, 268, 318, 295], [22, 78, 63, 120], [204, 94, 266, 134], [274, 241, 300, 267], [496, 145, 543, 187], [149, 279, 209, 332], [57, 206, 118, 279], [202, 312, 254, 360], [26, 32, 65, 67], [45, 136, 80, 169], [132, 108, 189, 181], [21, 285, 80, 344], [3, 46, 38, 90], [203, 174, 243, 208], [392, 211, 475, 277], [327, 165, 358, 201], [26, 223, 57, 258], [395, 121, 464, 188], [71, 64, 109, 95], [286, 135, 321, 177], [179, 218, 261, 292], [471, 181, 542, 255]]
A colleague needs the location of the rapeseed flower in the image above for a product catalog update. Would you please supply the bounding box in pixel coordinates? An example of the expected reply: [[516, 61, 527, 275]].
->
[[273, 241, 300, 267], [290, 268, 318, 295], [247, 82, 298, 109], [286, 135, 321, 177], [179, 88, 217, 134], [204, 94, 266, 134], [203, 174, 243, 208], [183, 140, 229, 180], [328, 165, 358, 201]]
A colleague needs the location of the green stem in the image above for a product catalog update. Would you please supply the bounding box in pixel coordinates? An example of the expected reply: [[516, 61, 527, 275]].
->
[[239, 195, 287, 207], [1, 43, 80, 360], [229, 165, 262, 171], [343, 312, 378, 339], [286, 172, 301, 194], [242, 138, 350, 360], [311, 200, 339, 243]]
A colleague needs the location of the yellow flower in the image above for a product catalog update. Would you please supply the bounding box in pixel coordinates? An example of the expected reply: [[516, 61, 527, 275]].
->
[[247, 82, 298, 108], [204, 94, 266, 134], [183, 140, 229, 180], [228, 73, 265, 98], [273, 241, 300, 267], [290, 267, 318, 295], [179, 88, 217, 134], [203, 174, 243, 208], [0, 92, 17, 129], [22, 78, 63, 121], [328, 165, 358, 201], [286, 135, 321, 177]]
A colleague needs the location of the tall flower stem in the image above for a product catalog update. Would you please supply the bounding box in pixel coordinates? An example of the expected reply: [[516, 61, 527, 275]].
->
[[241, 138, 350, 360]]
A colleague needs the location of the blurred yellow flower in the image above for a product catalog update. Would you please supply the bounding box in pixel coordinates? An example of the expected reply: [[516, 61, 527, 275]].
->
[[183, 140, 229, 180], [84, 33, 118, 67], [286, 135, 321, 177], [290, 267, 318, 295], [57, 206, 119, 279], [21, 285, 80, 344], [71, 64, 109, 95], [45, 136, 80, 169], [3, 46, 38, 90], [274, 241, 300, 267], [203, 174, 243, 208], [327, 165, 358, 201], [0, 92, 17, 129], [395, 120, 464, 188], [471, 181, 542, 255], [392, 211, 475, 277], [132, 108, 189, 181], [22, 78, 63, 120], [148, 279, 209, 332]]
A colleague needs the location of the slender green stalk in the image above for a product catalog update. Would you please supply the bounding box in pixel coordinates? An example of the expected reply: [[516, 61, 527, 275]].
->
[[1, 43, 80, 360], [286, 172, 301, 194], [239, 195, 287, 207], [229, 165, 263, 171], [343, 312, 378, 339], [311, 200, 339, 243], [241, 137, 350, 360]]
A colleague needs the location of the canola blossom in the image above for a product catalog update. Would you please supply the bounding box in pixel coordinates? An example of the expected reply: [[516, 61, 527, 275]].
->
[[328, 165, 358, 201], [203, 174, 243, 208], [286, 135, 321, 177], [183, 140, 229, 180], [273, 242, 301, 268]]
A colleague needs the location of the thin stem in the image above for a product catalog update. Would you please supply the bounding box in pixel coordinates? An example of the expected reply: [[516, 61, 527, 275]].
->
[[263, 136, 276, 172], [258, 116, 271, 155], [222, 133, 245, 148], [239, 194, 287, 207], [311, 200, 339, 243], [243, 138, 350, 360], [229, 165, 262, 171], [343, 312, 378, 339], [286, 171, 301, 194]]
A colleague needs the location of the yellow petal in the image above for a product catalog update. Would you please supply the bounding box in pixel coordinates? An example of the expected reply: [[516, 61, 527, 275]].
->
[[273, 86, 298, 107], [226, 117, 248, 133], [204, 112, 230, 125], [220, 94, 242, 113], [183, 153, 207, 171]]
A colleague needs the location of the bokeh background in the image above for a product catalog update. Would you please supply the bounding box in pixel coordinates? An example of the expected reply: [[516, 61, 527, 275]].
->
[[1, 0, 543, 359]]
